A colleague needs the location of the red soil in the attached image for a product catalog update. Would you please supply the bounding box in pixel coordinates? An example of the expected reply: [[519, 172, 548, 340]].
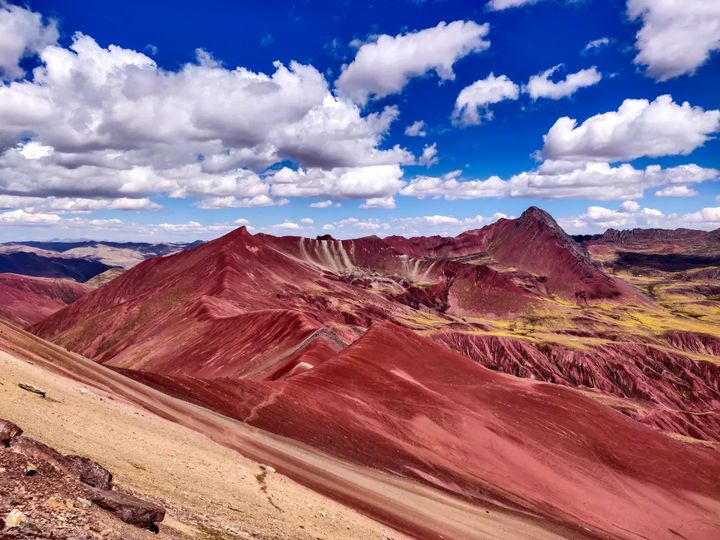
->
[[0, 273, 88, 326], [116, 322, 720, 540], [31, 224, 538, 375], [432, 330, 720, 441]]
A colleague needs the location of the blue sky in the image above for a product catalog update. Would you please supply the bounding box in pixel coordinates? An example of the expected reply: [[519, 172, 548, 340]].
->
[[0, 0, 718, 241]]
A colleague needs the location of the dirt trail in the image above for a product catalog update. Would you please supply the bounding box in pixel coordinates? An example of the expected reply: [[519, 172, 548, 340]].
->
[[0, 320, 572, 539]]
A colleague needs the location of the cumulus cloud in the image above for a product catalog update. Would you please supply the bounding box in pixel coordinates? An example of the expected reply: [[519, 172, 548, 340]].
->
[[627, 0, 720, 80], [655, 185, 699, 197], [452, 73, 519, 126], [336, 21, 490, 104], [400, 170, 509, 199], [561, 203, 720, 233], [300, 217, 314, 224], [401, 161, 719, 201], [0, 3, 58, 80], [360, 196, 396, 209], [542, 95, 720, 162], [0, 195, 160, 213], [0, 208, 61, 224], [683, 207, 720, 228], [269, 164, 405, 199], [417, 143, 439, 166], [405, 120, 427, 137], [524, 65, 602, 100], [560, 203, 666, 231], [0, 21, 412, 210]]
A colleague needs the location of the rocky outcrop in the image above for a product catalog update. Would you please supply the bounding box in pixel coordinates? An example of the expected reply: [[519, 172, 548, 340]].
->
[[90, 489, 165, 530], [64, 455, 113, 490], [1, 417, 163, 532], [0, 419, 22, 447]]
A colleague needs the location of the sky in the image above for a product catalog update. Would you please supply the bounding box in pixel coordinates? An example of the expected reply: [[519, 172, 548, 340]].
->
[[0, 0, 718, 242]]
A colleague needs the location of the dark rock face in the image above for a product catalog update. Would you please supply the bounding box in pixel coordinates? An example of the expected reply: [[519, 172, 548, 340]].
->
[[10, 436, 66, 468], [1, 417, 163, 531], [64, 455, 113, 490], [89, 489, 165, 529], [0, 420, 22, 447]]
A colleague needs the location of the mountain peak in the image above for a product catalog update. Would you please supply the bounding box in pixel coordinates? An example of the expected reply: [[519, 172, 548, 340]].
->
[[519, 206, 558, 227]]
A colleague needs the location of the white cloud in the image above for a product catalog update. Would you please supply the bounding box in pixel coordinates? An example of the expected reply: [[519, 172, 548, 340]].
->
[[401, 170, 509, 199], [360, 196, 396, 209], [683, 207, 720, 227], [269, 164, 405, 199], [0, 208, 61, 224], [234, 218, 250, 226], [272, 221, 301, 230], [562, 203, 720, 233], [627, 0, 720, 80], [196, 194, 288, 209], [300, 217, 314, 224], [0, 29, 413, 209], [417, 143, 439, 166], [401, 161, 719, 201], [620, 200, 640, 212], [0, 195, 160, 213], [0, 4, 58, 80], [582, 37, 610, 53], [542, 95, 720, 161], [336, 21, 490, 104], [309, 200, 334, 208], [524, 65, 602, 100], [405, 120, 427, 137], [318, 213, 509, 239], [655, 185, 699, 197], [486, 0, 541, 10], [452, 73, 519, 126], [18, 141, 53, 160]]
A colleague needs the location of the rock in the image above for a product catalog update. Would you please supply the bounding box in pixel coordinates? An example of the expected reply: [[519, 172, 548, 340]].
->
[[24, 463, 37, 477], [17, 383, 46, 398], [11, 436, 67, 470], [65, 455, 113, 490], [76, 497, 92, 509], [5, 509, 29, 528], [0, 418, 23, 446], [260, 464, 275, 473], [89, 489, 165, 529]]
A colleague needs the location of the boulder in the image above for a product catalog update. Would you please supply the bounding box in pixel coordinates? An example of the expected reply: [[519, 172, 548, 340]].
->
[[64, 455, 113, 490], [10, 436, 66, 468], [0, 419, 22, 446], [90, 489, 165, 529]]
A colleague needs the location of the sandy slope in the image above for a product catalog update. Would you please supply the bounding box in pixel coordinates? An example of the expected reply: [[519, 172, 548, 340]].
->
[[0, 320, 570, 539]]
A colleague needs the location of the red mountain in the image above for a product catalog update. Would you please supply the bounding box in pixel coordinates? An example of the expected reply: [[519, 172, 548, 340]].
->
[[386, 206, 639, 302], [116, 321, 720, 539], [28, 208, 720, 537], [0, 273, 88, 326], [31, 223, 544, 378]]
